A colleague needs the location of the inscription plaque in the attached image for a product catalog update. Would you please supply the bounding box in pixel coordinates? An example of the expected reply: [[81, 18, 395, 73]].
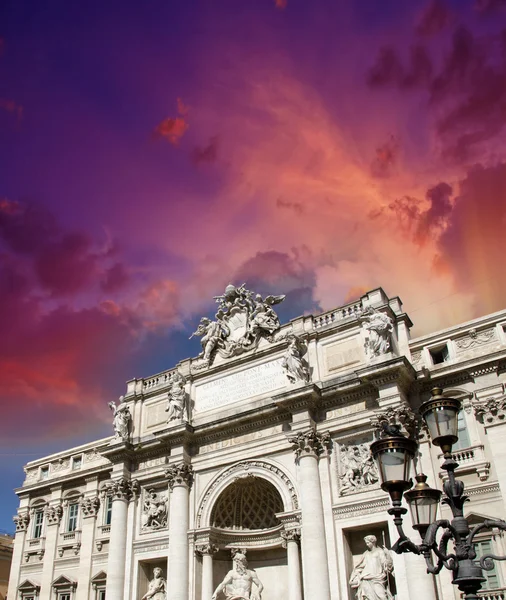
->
[[194, 359, 286, 412]]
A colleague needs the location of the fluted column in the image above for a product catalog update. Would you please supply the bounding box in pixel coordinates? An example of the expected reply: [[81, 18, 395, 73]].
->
[[40, 500, 63, 600], [196, 543, 218, 600], [281, 529, 302, 600], [290, 430, 331, 600], [8, 511, 30, 595], [76, 491, 101, 600], [166, 463, 194, 600], [105, 478, 139, 600]]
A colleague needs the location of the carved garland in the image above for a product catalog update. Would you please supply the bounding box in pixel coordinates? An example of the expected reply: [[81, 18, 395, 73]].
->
[[196, 460, 298, 528]]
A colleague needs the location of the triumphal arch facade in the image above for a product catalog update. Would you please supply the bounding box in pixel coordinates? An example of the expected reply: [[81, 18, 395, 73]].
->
[[9, 285, 506, 600]]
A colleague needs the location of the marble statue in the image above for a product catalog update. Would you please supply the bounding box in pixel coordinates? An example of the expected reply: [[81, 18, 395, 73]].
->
[[141, 489, 167, 530], [108, 398, 130, 442], [165, 371, 188, 422], [141, 567, 166, 600], [211, 551, 264, 600], [361, 308, 393, 357], [349, 535, 394, 600], [339, 443, 379, 495], [281, 335, 310, 384], [190, 284, 285, 371]]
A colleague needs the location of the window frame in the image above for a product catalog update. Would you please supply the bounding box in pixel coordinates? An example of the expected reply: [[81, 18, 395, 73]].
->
[[32, 509, 44, 539], [67, 502, 79, 533]]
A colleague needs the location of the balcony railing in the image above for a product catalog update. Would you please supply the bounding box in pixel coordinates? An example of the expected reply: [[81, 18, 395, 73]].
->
[[462, 588, 506, 600], [313, 301, 363, 329], [438, 444, 490, 481]]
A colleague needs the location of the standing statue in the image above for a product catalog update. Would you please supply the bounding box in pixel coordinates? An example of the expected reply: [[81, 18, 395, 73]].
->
[[165, 371, 188, 422], [361, 308, 394, 357], [190, 317, 228, 362], [349, 535, 394, 600], [211, 551, 264, 600], [249, 293, 285, 336], [108, 398, 131, 442], [141, 489, 168, 530], [281, 335, 310, 384], [141, 567, 166, 600]]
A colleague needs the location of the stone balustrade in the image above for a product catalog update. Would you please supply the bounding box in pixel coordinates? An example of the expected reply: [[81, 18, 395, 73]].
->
[[313, 301, 363, 329]]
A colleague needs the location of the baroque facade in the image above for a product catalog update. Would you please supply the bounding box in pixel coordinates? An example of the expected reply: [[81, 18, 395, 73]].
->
[[8, 286, 506, 600]]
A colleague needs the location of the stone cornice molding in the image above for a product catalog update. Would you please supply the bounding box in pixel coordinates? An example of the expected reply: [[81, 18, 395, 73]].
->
[[357, 356, 416, 393], [473, 395, 506, 427], [165, 463, 194, 491], [13, 512, 30, 532], [80, 495, 101, 518], [105, 477, 140, 502], [289, 429, 332, 461]]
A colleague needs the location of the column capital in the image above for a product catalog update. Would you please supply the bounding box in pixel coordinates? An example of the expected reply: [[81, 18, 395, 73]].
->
[[13, 512, 30, 533], [165, 463, 194, 491], [195, 543, 218, 557], [281, 528, 301, 548], [473, 396, 506, 427], [106, 477, 140, 502], [80, 495, 101, 518], [289, 430, 332, 461], [44, 504, 63, 526]]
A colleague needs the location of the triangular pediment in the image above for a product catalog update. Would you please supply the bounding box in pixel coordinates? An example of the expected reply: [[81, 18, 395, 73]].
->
[[18, 579, 40, 591], [52, 574, 76, 589], [91, 570, 107, 584], [466, 511, 498, 526]]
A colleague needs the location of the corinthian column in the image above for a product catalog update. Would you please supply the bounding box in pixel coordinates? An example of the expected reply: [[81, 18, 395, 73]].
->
[[281, 529, 302, 600], [166, 463, 194, 600], [196, 543, 218, 600], [8, 511, 30, 595], [105, 478, 139, 600], [76, 490, 101, 600], [289, 430, 331, 600]]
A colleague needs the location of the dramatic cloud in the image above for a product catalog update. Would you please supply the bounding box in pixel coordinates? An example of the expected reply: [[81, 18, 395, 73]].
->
[[276, 197, 305, 215], [154, 98, 189, 145], [191, 135, 219, 166], [371, 135, 400, 178], [367, 45, 433, 89], [275, 0, 288, 8], [416, 0, 452, 37]]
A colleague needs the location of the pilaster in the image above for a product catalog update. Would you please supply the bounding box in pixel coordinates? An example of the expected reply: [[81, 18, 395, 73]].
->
[[195, 543, 218, 600], [9, 506, 30, 596], [40, 486, 63, 600], [75, 476, 100, 600]]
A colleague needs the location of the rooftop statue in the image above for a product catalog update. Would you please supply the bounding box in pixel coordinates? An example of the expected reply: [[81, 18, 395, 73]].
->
[[108, 398, 130, 443], [360, 307, 393, 357], [190, 284, 285, 370]]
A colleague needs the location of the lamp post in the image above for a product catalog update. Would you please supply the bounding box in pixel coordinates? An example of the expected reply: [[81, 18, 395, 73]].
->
[[371, 387, 506, 600]]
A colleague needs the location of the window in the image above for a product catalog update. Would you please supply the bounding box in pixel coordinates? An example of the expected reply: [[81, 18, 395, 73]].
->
[[104, 495, 112, 526], [58, 594, 71, 600], [72, 456, 82, 470], [474, 539, 500, 590], [40, 466, 49, 480], [67, 502, 79, 532], [452, 410, 471, 451], [33, 509, 44, 539], [429, 344, 450, 365], [97, 590, 106, 600]]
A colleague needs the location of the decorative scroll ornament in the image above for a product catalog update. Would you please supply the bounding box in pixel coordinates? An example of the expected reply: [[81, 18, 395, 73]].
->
[[165, 371, 188, 423], [360, 307, 394, 357], [44, 504, 63, 525], [108, 397, 131, 443], [456, 328, 496, 350], [105, 477, 140, 501], [281, 335, 310, 384], [338, 442, 379, 496], [190, 283, 285, 371], [141, 489, 168, 530], [371, 404, 420, 440], [13, 512, 30, 532], [165, 463, 194, 490], [473, 396, 506, 426], [289, 430, 332, 460], [80, 495, 100, 518]]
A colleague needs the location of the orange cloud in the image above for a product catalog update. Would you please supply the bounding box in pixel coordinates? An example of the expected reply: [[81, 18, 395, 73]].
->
[[275, 0, 288, 8], [154, 98, 189, 145]]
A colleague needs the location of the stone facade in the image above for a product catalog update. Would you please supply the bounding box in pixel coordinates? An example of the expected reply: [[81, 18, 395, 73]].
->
[[8, 287, 506, 600]]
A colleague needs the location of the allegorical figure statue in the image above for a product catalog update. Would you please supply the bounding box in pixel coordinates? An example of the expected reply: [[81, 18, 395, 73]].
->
[[141, 567, 166, 600], [361, 308, 394, 357], [249, 293, 285, 336], [349, 535, 394, 600], [141, 489, 167, 530], [165, 371, 188, 422], [190, 317, 228, 362], [281, 335, 310, 384], [211, 551, 264, 600], [108, 398, 130, 442]]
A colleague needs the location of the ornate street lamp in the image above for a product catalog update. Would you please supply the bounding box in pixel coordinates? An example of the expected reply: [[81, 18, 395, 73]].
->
[[371, 387, 506, 600]]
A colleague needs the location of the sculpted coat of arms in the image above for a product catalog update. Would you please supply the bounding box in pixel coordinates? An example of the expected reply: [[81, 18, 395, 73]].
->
[[190, 283, 285, 370]]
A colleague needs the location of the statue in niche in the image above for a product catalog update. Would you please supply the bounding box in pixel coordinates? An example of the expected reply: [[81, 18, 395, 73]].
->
[[190, 284, 285, 371], [339, 443, 379, 495], [360, 307, 393, 357], [141, 489, 167, 530], [108, 397, 130, 442], [165, 371, 188, 422], [281, 335, 310, 384], [349, 535, 394, 600], [211, 551, 264, 600], [141, 567, 166, 600]]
